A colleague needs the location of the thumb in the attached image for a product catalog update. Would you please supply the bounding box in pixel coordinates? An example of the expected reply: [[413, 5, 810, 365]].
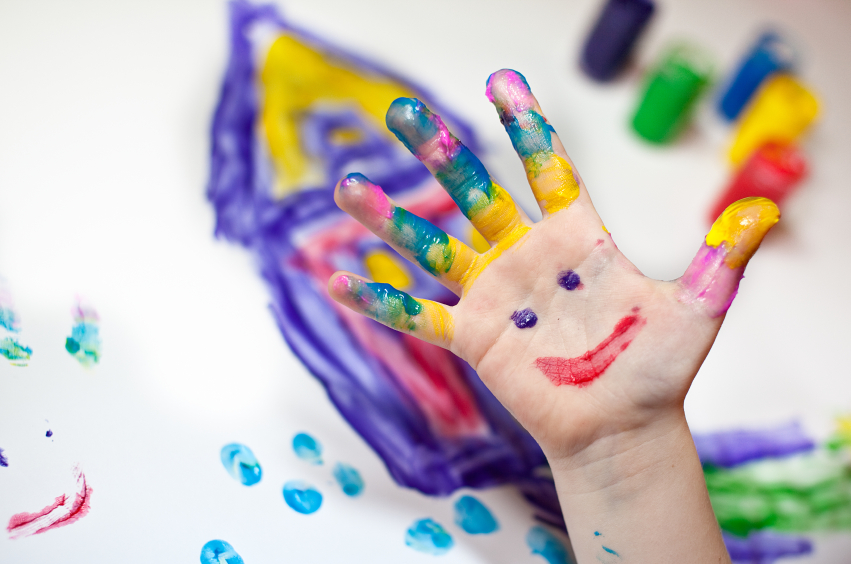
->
[[678, 197, 780, 317]]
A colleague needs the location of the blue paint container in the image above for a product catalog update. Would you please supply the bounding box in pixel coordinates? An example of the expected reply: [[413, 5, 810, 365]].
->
[[717, 32, 796, 121], [580, 0, 656, 81]]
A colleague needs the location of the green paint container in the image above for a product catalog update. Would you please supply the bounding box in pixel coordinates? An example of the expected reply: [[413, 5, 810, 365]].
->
[[631, 44, 713, 143]]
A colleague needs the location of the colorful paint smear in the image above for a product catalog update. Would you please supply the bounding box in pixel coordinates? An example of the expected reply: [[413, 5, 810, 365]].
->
[[723, 531, 812, 564], [65, 301, 101, 367], [332, 462, 364, 497], [0, 284, 31, 367], [282, 480, 323, 514], [0, 448, 7, 467], [0, 338, 31, 366], [526, 525, 572, 564], [705, 448, 851, 536], [453, 495, 498, 534], [405, 518, 454, 555], [208, 0, 552, 524], [220, 443, 262, 486], [201, 540, 245, 564], [7, 466, 92, 539], [678, 197, 779, 317], [292, 432, 323, 465], [536, 310, 646, 387], [693, 421, 815, 468]]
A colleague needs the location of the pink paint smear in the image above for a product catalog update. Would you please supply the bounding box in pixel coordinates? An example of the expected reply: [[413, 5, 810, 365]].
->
[[7, 466, 92, 539], [536, 309, 646, 387]]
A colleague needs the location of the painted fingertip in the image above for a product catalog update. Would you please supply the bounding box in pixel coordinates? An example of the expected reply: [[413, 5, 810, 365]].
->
[[386, 97, 439, 153], [485, 68, 531, 102], [706, 197, 780, 268], [336, 173, 393, 219]]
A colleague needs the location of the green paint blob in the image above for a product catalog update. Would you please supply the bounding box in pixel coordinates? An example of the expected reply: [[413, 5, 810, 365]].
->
[[705, 450, 851, 536]]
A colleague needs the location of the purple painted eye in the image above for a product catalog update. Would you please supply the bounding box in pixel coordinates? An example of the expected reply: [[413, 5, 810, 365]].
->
[[511, 308, 538, 329], [558, 270, 581, 291]]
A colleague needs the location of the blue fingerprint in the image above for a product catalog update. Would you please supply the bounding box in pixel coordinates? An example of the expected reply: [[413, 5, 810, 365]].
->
[[292, 432, 323, 465], [283, 480, 323, 514], [405, 518, 454, 555], [333, 462, 364, 496], [527, 525, 573, 564], [220, 443, 262, 486], [200, 540, 244, 564], [454, 495, 499, 534]]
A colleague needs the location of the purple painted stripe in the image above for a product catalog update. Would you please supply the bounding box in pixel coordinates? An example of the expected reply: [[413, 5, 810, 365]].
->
[[693, 421, 815, 468], [724, 531, 813, 563]]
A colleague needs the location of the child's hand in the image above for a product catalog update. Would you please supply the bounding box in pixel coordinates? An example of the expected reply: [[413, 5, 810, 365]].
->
[[329, 69, 776, 563]]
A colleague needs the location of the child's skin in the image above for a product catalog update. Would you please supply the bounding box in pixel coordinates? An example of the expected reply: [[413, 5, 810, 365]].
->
[[328, 69, 778, 563]]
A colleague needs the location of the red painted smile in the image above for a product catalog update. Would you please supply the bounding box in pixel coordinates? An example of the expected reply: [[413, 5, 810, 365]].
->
[[535, 310, 646, 387]]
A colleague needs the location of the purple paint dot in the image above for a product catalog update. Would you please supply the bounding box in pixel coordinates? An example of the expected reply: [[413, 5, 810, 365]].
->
[[46, 430, 53, 438], [557, 270, 581, 291], [511, 308, 537, 329]]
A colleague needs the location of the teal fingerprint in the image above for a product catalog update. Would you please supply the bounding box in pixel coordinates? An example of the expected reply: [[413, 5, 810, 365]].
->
[[333, 462, 364, 496], [292, 433, 323, 465], [527, 525, 573, 564], [220, 443, 262, 486], [454, 495, 499, 534], [405, 518, 454, 555], [283, 480, 323, 514], [200, 540, 243, 564]]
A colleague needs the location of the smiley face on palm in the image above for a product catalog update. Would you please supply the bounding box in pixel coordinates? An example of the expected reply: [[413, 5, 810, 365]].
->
[[329, 69, 778, 461]]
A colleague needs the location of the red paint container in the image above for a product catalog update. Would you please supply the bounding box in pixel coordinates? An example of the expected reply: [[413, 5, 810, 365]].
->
[[709, 142, 807, 223]]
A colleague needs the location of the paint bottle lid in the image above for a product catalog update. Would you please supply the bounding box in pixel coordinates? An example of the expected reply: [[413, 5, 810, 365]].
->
[[717, 31, 797, 121], [580, 0, 656, 82], [630, 43, 713, 143], [709, 142, 807, 223]]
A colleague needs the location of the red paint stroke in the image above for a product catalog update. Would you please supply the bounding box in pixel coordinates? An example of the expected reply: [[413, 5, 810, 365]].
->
[[7, 466, 92, 539], [536, 310, 646, 387]]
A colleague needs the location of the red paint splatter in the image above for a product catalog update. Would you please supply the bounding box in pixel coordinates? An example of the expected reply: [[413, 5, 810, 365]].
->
[[535, 311, 646, 387], [7, 466, 92, 539]]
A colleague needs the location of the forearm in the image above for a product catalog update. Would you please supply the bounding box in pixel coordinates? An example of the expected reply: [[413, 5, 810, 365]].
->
[[549, 411, 730, 564]]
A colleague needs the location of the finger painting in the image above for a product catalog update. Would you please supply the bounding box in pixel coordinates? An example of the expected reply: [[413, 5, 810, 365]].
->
[[208, 0, 551, 519]]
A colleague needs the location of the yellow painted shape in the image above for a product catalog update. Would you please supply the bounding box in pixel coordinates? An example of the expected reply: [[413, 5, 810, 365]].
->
[[329, 127, 364, 144], [470, 182, 528, 242], [728, 74, 819, 166], [261, 34, 414, 197], [364, 250, 412, 290], [417, 299, 455, 344], [706, 197, 780, 268], [526, 154, 580, 214], [602, 225, 610, 234], [469, 227, 490, 253]]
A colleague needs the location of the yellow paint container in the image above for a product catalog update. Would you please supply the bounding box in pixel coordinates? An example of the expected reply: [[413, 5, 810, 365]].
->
[[728, 74, 818, 166]]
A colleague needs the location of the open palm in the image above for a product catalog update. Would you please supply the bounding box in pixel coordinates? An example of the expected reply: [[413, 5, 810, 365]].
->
[[329, 69, 779, 466]]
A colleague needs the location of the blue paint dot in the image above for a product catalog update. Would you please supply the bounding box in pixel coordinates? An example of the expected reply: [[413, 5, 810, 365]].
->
[[594, 531, 601, 536], [510, 308, 538, 329], [220, 443, 262, 486], [0, 448, 7, 467], [454, 495, 498, 534], [333, 462, 364, 497], [527, 525, 571, 564], [558, 270, 581, 291], [283, 480, 323, 514], [602, 545, 619, 556], [405, 518, 454, 555], [200, 540, 244, 564], [292, 432, 323, 465], [46, 429, 53, 438]]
